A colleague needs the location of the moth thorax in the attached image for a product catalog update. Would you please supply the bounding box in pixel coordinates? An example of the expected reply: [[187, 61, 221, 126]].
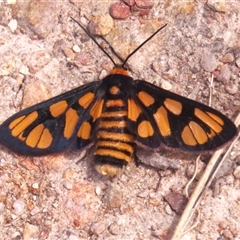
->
[[95, 164, 123, 176]]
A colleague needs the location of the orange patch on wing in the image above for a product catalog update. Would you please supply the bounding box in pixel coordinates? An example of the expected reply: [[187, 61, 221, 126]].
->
[[64, 108, 79, 139], [77, 121, 91, 140], [26, 124, 44, 148], [90, 99, 104, 122], [138, 120, 154, 138], [78, 92, 95, 109], [98, 131, 134, 142], [9, 116, 25, 129], [106, 99, 124, 108], [94, 148, 132, 162], [11, 111, 38, 137], [189, 121, 208, 144], [181, 125, 198, 146], [153, 106, 171, 136], [128, 99, 141, 122], [49, 100, 68, 117], [109, 86, 120, 95], [195, 109, 223, 133], [164, 98, 182, 115], [18, 132, 26, 141], [138, 91, 155, 107], [206, 111, 224, 126], [37, 128, 53, 148], [207, 128, 216, 139]]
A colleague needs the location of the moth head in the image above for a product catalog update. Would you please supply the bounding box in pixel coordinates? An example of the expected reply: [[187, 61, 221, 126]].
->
[[109, 67, 129, 76]]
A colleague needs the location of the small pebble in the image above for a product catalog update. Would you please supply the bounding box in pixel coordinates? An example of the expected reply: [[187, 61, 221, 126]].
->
[[30, 207, 40, 216], [0, 158, 7, 167], [32, 182, 39, 189], [22, 50, 51, 73], [69, 234, 81, 240], [200, 53, 218, 72], [0, 59, 15, 76], [233, 166, 240, 179], [207, 0, 226, 12], [137, 189, 149, 198], [7, 0, 17, 3], [19, 65, 30, 75], [109, 2, 130, 19], [63, 180, 73, 190], [13, 199, 26, 216], [164, 192, 188, 215], [23, 223, 39, 240], [90, 221, 107, 235], [63, 47, 75, 60], [161, 80, 173, 90], [219, 220, 228, 229], [95, 186, 101, 196], [222, 229, 233, 239], [108, 222, 121, 235], [16, 73, 25, 84], [164, 204, 172, 215], [8, 19, 18, 32], [72, 44, 81, 53], [235, 58, 240, 68], [220, 53, 234, 63], [123, 0, 135, 6], [88, 15, 114, 36], [104, 184, 122, 209], [217, 65, 231, 83], [225, 84, 238, 95], [135, 0, 154, 8], [0, 202, 5, 212]]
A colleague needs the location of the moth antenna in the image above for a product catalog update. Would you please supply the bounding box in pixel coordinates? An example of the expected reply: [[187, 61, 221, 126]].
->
[[70, 17, 117, 67], [97, 35, 125, 64], [122, 23, 167, 68], [71, 17, 167, 70]]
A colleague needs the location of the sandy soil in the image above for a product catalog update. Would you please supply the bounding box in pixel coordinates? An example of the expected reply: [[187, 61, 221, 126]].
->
[[0, 1, 239, 240]]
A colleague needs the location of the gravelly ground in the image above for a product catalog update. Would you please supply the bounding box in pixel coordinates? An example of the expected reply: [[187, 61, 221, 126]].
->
[[0, 1, 239, 240]]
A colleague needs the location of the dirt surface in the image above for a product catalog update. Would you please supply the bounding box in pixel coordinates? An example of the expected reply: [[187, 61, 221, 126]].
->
[[0, 1, 239, 240]]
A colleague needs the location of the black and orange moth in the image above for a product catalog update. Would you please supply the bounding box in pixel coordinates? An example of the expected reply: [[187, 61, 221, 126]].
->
[[0, 19, 237, 176]]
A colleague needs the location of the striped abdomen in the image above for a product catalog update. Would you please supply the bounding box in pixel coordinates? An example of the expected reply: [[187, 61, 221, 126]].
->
[[94, 86, 134, 176]]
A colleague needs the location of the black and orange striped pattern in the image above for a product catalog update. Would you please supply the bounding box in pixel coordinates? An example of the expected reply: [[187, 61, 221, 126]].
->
[[0, 67, 237, 176], [94, 85, 134, 175]]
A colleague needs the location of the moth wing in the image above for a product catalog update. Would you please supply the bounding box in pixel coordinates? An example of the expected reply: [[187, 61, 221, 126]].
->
[[0, 81, 100, 155], [128, 80, 237, 151]]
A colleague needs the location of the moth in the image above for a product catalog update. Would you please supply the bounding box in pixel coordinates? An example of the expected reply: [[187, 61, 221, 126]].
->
[[0, 19, 237, 176]]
